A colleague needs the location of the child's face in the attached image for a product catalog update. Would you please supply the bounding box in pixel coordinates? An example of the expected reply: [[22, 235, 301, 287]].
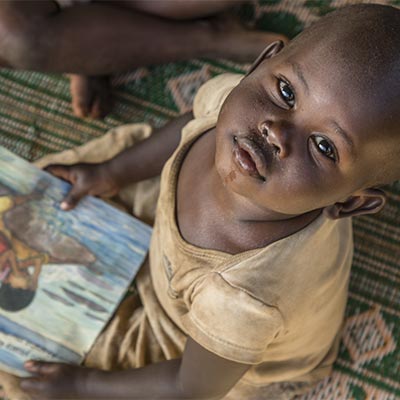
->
[[214, 42, 397, 219]]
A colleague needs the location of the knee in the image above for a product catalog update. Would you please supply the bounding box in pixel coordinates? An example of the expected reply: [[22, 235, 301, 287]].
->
[[0, 7, 48, 69], [134, 0, 242, 20]]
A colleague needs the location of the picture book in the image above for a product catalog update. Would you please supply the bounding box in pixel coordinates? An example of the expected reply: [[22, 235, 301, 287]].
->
[[0, 146, 152, 377]]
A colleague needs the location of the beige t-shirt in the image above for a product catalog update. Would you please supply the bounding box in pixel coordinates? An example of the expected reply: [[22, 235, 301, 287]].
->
[[1, 73, 353, 400], [149, 73, 353, 386]]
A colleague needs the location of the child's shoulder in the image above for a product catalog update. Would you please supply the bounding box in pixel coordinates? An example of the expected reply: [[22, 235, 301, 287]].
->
[[193, 73, 244, 119], [179, 73, 244, 143]]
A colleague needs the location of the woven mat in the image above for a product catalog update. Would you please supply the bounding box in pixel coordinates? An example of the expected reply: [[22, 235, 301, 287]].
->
[[0, 1, 399, 399]]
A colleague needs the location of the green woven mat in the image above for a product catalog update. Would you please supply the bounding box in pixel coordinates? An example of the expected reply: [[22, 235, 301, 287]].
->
[[0, 1, 399, 399]]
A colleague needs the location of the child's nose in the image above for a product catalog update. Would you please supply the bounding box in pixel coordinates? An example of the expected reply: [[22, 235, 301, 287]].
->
[[259, 120, 291, 158]]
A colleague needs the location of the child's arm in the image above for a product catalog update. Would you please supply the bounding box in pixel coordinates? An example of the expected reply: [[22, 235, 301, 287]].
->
[[21, 337, 250, 399], [47, 113, 193, 210]]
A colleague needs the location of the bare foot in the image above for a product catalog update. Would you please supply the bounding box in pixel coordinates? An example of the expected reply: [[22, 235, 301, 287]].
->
[[69, 74, 113, 119], [208, 15, 288, 63]]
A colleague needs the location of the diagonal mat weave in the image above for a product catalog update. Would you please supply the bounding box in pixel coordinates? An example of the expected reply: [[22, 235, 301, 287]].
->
[[0, 1, 399, 399]]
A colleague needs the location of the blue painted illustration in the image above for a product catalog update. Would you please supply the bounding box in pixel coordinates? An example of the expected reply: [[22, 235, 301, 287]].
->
[[0, 147, 152, 376]]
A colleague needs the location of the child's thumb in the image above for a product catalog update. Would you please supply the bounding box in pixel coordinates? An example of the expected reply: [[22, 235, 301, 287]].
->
[[60, 186, 86, 211]]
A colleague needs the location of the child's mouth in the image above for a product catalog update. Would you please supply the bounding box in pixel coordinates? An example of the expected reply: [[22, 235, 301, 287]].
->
[[233, 136, 268, 180]]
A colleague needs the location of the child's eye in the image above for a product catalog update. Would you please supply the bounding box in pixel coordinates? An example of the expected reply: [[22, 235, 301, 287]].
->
[[312, 136, 337, 161], [278, 78, 295, 107]]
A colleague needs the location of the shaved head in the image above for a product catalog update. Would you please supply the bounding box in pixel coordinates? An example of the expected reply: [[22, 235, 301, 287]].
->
[[289, 4, 400, 90], [287, 4, 400, 184]]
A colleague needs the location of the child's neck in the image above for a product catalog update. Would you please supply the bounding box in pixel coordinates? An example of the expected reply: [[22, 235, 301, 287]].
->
[[177, 128, 322, 254], [211, 165, 322, 249]]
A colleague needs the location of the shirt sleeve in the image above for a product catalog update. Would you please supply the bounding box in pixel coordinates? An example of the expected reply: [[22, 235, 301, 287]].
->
[[179, 73, 244, 143], [181, 271, 283, 365], [192, 73, 244, 119]]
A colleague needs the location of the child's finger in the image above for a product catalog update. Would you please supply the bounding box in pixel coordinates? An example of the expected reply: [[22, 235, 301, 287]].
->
[[44, 165, 73, 182], [61, 185, 87, 210], [20, 377, 43, 393], [24, 360, 38, 372], [24, 360, 57, 375]]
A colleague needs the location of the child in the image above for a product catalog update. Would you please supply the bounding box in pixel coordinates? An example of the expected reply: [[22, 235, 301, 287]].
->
[[0, 0, 286, 118], [16, 3, 400, 399]]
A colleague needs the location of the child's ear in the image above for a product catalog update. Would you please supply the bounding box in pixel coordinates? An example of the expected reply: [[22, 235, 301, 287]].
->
[[323, 188, 387, 219], [245, 40, 285, 76]]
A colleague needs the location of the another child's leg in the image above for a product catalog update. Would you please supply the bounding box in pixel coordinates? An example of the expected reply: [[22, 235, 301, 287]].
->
[[70, 0, 287, 118], [0, 1, 286, 117], [122, 0, 241, 20], [69, 74, 113, 119], [0, 1, 59, 69], [0, 1, 284, 75], [116, 0, 287, 62]]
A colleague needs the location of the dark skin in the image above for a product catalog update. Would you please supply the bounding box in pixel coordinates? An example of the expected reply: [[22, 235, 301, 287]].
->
[[20, 27, 400, 400], [0, 0, 287, 118], [22, 345, 248, 400]]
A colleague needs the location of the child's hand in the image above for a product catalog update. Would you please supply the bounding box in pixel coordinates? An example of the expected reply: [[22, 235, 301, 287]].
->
[[20, 360, 96, 399], [45, 163, 120, 210]]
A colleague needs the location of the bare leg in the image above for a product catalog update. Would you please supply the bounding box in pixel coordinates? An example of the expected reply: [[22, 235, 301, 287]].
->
[[116, 0, 243, 20], [69, 74, 112, 118], [0, 0, 287, 117], [5, 5, 286, 73], [70, 0, 246, 118]]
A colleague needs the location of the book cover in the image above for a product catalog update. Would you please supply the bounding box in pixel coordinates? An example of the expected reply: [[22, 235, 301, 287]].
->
[[0, 146, 152, 377]]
